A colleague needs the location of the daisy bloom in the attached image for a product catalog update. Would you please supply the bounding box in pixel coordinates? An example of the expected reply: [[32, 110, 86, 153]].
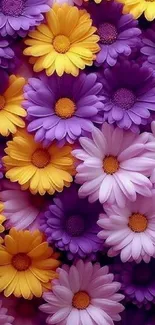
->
[[98, 60, 155, 132], [0, 228, 60, 299], [72, 123, 154, 207], [40, 184, 102, 260], [88, 0, 141, 66], [114, 260, 155, 309], [40, 259, 124, 325], [117, 0, 155, 21], [0, 74, 26, 136], [2, 129, 75, 195], [141, 24, 155, 70], [0, 37, 14, 69], [0, 179, 48, 230], [0, 299, 14, 325], [98, 194, 155, 263], [2, 296, 46, 325], [23, 4, 100, 77], [23, 72, 103, 146], [0, 0, 51, 37]]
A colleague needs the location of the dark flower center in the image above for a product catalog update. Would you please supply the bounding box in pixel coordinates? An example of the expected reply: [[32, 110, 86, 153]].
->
[[1, 0, 23, 16], [113, 88, 136, 110], [133, 263, 152, 285], [65, 215, 85, 236], [98, 23, 118, 45]]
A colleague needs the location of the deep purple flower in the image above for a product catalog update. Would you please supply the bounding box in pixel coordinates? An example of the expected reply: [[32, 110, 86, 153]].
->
[[0, 0, 51, 37], [88, 0, 141, 67], [0, 37, 14, 69], [141, 24, 155, 70], [23, 73, 104, 146], [114, 260, 155, 309], [99, 60, 155, 132], [40, 184, 103, 260]]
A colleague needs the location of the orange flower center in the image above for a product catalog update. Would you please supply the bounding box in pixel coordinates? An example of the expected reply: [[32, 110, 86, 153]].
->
[[0, 95, 5, 109], [72, 291, 90, 309], [12, 253, 31, 271], [103, 155, 119, 174], [31, 149, 50, 168], [53, 35, 70, 53], [55, 98, 75, 118], [128, 213, 148, 232]]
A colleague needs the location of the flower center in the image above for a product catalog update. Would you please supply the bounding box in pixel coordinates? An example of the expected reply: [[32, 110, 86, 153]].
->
[[1, 0, 23, 16], [128, 213, 148, 232], [72, 291, 90, 309], [53, 35, 70, 54], [65, 215, 85, 236], [98, 23, 118, 45], [103, 155, 119, 174], [31, 149, 50, 168], [55, 98, 75, 118], [0, 95, 5, 110], [113, 88, 136, 110], [12, 253, 31, 271], [133, 263, 151, 285]]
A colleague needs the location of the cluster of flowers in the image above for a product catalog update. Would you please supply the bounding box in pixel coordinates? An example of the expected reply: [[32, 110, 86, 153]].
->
[[0, 0, 155, 324]]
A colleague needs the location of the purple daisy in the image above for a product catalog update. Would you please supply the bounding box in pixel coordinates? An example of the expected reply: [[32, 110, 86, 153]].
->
[[40, 184, 103, 260], [87, 0, 141, 67], [0, 37, 14, 69], [114, 260, 155, 309], [23, 73, 104, 146], [141, 24, 155, 70], [0, 0, 51, 37], [99, 60, 155, 132]]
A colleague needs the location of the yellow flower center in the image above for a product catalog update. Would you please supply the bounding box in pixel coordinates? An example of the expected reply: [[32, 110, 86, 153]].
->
[[12, 253, 31, 271], [53, 35, 70, 54], [55, 98, 75, 118], [0, 95, 5, 109], [103, 155, 119, 174], [72, 291, 90, 309], [31, 149, 51, 168], [128, 213, 148, 232]]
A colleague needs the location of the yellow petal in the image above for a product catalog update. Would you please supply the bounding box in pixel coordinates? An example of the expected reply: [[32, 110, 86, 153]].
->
[[25, 269, 42, 297]]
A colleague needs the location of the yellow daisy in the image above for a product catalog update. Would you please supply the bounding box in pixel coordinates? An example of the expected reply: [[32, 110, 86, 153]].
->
[[0, 204, 6, 244], [3, 129, 75, 195], [0, 228, 60, 299], [0, 75, 26, 136], [118, 0, 155, 21], [23, 4, 100, 77]]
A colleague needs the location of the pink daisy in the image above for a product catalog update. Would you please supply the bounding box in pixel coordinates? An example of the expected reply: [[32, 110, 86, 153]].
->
[[72, 123, 155, 207], [40, 260, 124, 325], [98, 194, 155, 263], [0, 180, 47, 230]]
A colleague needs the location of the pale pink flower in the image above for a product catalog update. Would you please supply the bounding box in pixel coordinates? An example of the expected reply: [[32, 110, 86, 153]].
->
[[72, 123, 155, 207], [0, 299, 14, 325], [98, 194, 155, 263], [40, 260, 124, 325], [0, 180, 47, 230]]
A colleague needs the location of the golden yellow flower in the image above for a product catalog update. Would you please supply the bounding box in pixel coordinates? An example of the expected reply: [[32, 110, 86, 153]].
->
[[118, 0, 155, 21], [0, 75, 26, 136], [3, 129, 75, 195], [24, 4, 100, 76], [0, 228, 60, 299]]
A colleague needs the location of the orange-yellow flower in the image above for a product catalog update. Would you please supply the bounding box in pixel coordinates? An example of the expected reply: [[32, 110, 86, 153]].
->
[[24, 4, 100, 76], [0, 75, 26, 136], [0, 228, 60, 299]]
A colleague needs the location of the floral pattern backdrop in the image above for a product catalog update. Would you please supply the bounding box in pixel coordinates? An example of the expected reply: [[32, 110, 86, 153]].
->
[[0, 0, 155, 324]]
